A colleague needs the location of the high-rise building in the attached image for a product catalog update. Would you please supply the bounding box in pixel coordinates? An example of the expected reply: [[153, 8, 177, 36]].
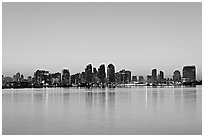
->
[[62, 69, 70, 85], [70, 74, 76, 85], [85, 64, 93, 84], [115, 72, 121, 84], [75, 73, 81, 85], [132, 76, 137, 82], [152, 69, 157, 83], [34, 70, 49, 85], [51, 72, 61, 85], [93, 67, 97, 74], [147, 75, 151, 83], [98, 64, 106, 84], [15, 72, 21, 82], [81, 72, 86, 83], [20, 74, 24, 82], [173, 70, 181, 82], [119, 69, 126, 84], [159, 70, 164, 83], [27, 76, 32, 83], [125, 70, 131, 84], [182, 65, 196, 82], [93, 67, 99, 84], [139, 76, 144, 83], [107, 63, 115, 83]]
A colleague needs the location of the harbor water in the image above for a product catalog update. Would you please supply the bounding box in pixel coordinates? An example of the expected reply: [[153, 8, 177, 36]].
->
[[2, 86, 202, 135]]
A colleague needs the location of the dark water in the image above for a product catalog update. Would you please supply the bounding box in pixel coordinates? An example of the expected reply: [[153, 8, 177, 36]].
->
[[2, 86, 202, 135]]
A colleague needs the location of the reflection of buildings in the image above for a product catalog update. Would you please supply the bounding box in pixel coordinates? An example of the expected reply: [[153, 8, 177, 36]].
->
[[182, 65, 196, 82]]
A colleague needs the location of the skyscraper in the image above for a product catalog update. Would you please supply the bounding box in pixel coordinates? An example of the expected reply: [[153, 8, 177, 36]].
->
[[15, 72, 20, 82], [34, 70, 49, 85], [139, 76, 144, 83], [152, 69, 157, 83], [85, 64, 93, 84], [107, 63, 115, 83], [132, 76, 137, 82], [115, 72, 121, 84], [62, 69, 70, 86], [51, 72, 61, 85], [125, 70, 131, 84], [119, 69, 126, 84], [98, 64, 106, 84], [147, 75, 151, 84], [173, 70, 181, 82], [182, 65, 196, 82], [159, 70, 164, 83], [93, 67, 99, 84], [20, 74, 24, 82]]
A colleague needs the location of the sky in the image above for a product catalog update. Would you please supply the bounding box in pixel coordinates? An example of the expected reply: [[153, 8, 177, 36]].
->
[[2, 2, 202, 80]]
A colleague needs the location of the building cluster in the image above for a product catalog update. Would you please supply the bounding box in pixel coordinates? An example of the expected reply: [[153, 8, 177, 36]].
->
[[2, 64, 201, 89], [146, 65, 197, 86]]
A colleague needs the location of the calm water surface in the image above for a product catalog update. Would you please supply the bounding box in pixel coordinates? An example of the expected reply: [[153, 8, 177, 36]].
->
[[2, 86, 202, 135]]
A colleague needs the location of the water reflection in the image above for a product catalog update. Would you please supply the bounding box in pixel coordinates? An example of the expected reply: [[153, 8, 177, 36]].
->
[[2, 86, 202, 135]]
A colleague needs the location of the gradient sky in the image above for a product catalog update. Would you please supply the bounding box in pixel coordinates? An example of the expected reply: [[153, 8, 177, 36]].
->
[[2, 2, 202, 80]]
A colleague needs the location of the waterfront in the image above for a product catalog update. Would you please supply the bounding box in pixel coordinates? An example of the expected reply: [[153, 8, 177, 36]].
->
[[2, 86, 202, 135]]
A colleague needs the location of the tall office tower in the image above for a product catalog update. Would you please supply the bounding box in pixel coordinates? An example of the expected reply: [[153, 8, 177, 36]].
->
[[147, 75, 152, 83], [70, 74, 76, 85], [20, 74, 24, 82], [51, 72, 61, 85], [132, 76, 137, 82], [62, 69, 70, 85], [27, 76, 32, 83], [125, 70, 131, 84], [93, 67, 98, 84], [182, 65, 196, 82], [15, 72, 21, 82], [81, 72, 86, 83], [152, 69, 157, 83], [139, 76, 144, 83], [107, 63, 116, 83], [115, 72, 121, 84], [93, 67, 97, 74], [34, 70, 49, 85], [119, 69, 126, 84], [85, 64, 93, 84], [75, 73, 81, 85], [173, 70, 181, 82], [98, 64, 106, 84], [159, 70, 164, 82]]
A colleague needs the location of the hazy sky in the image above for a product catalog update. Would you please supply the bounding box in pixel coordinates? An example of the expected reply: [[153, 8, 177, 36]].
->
[[2, 2, 202, 79]]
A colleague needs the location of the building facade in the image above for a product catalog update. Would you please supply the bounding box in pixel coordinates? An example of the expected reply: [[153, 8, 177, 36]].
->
[[182, 65, 196, 82], [107, 64, 116, 83]]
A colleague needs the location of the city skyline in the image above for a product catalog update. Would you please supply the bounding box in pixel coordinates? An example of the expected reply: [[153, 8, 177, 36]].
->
[[3, 63, 199, 80], [3, 63, 200, 89], [3, 2, 202, 79]]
